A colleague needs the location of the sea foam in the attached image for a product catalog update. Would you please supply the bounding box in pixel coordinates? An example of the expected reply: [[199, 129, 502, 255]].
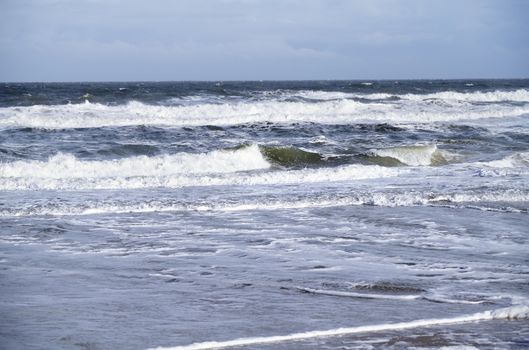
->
[[477, 152, 529, 168], [0, 145, 270, 179], [2, 188, 527, 217], [297, 287, 487, 304], [285, 88, 529, 103], [1, 93, 528, 129], [402, 89, 529, 103], [372, 144, 447, 166], [149, 305, 529, 350], [0, 149, 399, 191]]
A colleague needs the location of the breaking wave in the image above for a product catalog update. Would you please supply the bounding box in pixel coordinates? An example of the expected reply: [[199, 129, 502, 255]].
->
[[369, 144, 448, 166], [401, 89, 529, 103], [272, 88, 529, 103], [0, 148, 399, 191], [477, 152, 529, 168], [0, 144, 270, 179], [1, 93, 528, 129], [474, 152, 529, 177]]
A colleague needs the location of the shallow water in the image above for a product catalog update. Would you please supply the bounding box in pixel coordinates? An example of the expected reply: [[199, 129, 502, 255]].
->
[[1, 80, 528, 349]]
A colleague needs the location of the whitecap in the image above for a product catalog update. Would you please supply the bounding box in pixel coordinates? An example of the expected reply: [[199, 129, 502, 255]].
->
[[0, 151, 400, 191], [372, 144, 447, 166], [1, 96, 528, 129]]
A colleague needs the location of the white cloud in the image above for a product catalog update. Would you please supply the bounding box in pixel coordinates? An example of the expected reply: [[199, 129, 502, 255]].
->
[[0, 0, 528, 81]]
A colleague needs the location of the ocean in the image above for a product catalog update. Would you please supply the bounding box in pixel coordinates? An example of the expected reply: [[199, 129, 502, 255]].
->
[[1, 80, 528, 349]]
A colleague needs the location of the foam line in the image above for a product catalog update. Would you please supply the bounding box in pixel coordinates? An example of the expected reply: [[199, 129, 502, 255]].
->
[[0, 160, 399, 191], [149, 306, 529, 350], [1, 97, 529, 129], [292, 88, 529, 103], [422, 296, 487, 305], [2, 188, 527, 216], [402, 89, 529, 103], [297, 287, 488, 305], [297, 287, 421, 300]]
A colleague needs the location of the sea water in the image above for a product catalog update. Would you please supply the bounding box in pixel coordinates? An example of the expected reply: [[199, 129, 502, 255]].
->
[[1, 80, 528, 349]]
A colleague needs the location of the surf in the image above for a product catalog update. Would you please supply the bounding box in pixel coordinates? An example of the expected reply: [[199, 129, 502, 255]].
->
[[367, 144, 448, 166], [149, 305, 529, 350], [3, 188, 527, 216], [0, 144, 270, 179], [1, 94, 529, 129], [0, 149, 399, 191]]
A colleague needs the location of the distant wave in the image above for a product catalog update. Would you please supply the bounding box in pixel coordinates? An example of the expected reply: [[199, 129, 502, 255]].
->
[[400, 89, 529, 103], [1, 91, 528, 129], [148, 305, 529, 350], [273, 88, 529, 103]]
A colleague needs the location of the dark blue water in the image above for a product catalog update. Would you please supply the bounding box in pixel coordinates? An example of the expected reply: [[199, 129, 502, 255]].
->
[[1, 80, 529, 349]]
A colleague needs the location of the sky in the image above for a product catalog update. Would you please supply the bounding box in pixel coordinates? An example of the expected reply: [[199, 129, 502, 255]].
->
[[0, 0, 528, 82]]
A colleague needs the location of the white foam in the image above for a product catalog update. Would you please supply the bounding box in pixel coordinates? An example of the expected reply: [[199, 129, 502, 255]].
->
[[1, 96, 528, 129], [402, 89, 529, 103], [0, 155, 399, 191], [0, 145, 269, 179], [290, 90, 356, 100], [297, 287, 487, 304], [3, 188, 526, 216], [324, 88, 529, 103], [431, 190, 529, 204], [477, 152, 529, 169], [471, 152, 529, 177], [263, 88, 529, 104], [373, 144, 446, 166], [297, 287, 421, 300], [149, 305, 529, 350], [422, 296, 487, 305]]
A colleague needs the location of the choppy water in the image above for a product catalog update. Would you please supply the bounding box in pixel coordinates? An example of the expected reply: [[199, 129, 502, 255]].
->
[[1, 80, 529, 350]]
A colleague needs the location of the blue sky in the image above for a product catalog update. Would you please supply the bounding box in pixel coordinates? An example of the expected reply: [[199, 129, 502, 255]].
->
[[1, 0, 528, 81]]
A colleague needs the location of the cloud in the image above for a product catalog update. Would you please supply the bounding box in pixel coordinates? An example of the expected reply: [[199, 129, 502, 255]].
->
[[0, 0, 528, 81]]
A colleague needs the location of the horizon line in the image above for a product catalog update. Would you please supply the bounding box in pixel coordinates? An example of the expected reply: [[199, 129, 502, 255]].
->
[[2, 77, 529, 84]]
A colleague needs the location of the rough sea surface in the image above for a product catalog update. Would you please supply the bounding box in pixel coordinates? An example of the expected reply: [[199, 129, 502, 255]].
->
[[1, 80, 529, 350]]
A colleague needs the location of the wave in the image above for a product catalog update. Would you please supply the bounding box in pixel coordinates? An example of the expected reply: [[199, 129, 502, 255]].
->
[[259, 145, 323, 166], [2, 189, 527, 216], [148, 305, 529, 350], [296, 287, 487, 304], [283, 90, 357, 101], [0, 144, 270, 179], [473, 152, 529, 177], [401, 89, 529, 103], [369, 144, 448, 166], [0, 150, 399, 191], [296, 287, 422, 301], [477, 152, 529, 168], [1, 96, 528, 129], [273, 89, 529, 103], [429, 190, 529, 205]]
